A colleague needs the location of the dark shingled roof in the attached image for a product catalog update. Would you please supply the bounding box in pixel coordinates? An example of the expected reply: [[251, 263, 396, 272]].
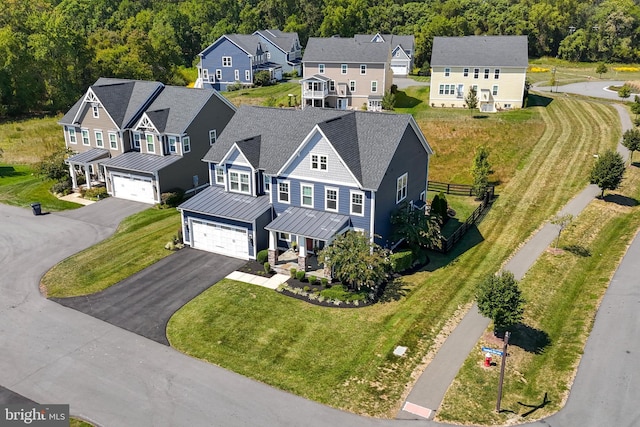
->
[[265, 206, 350, 241], [226, 34, 263, 55], [254, 29, 298, 53], [302, 37, 390, 63], [142, 86, 219, 135], [354, 34, 414, 52], [101, 152, 180, 174], [235, 136, 262, 169], [66, 148, 111, 164], [178, 185, 271, 222], [431, 36, 529, 68], [203, 105, 428, 190]]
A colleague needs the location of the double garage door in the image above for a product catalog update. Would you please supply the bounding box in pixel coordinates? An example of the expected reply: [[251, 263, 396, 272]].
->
[[191, 220, 249, 259], [112, 174, 156, 204]]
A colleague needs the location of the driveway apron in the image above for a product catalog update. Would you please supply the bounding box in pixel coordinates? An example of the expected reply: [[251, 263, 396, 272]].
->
[[52, 248, 246, 345]]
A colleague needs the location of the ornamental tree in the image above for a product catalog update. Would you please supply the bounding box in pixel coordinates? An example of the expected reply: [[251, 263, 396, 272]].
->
[[622, 128, 640, 163], [390, 202, 442, 252], [590, 149, 626, 198], [476, 271, 525, 334]]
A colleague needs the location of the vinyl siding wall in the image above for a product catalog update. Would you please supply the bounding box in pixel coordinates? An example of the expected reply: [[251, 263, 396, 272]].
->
[[201, 38, 253, 90]]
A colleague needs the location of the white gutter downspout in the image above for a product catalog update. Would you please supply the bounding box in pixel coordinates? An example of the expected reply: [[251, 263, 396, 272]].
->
[[369, 190, 376, 244]]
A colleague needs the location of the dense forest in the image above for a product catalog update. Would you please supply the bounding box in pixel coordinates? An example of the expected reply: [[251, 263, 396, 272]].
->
[[1, 0, 639, 117]]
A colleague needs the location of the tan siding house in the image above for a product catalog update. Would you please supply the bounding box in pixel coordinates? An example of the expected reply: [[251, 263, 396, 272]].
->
[[429, 36, 529, 112]]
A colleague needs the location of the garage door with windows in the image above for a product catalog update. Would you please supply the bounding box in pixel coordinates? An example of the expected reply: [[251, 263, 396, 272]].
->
[[191, 219, 249, 259], [112, 174, 156, 204]]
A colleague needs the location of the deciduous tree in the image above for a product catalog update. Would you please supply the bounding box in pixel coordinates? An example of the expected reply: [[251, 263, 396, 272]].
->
[[471, 146, 493, 198], [622, 128, 640, 163], [551, 213, 573, 249], [590, 149, 626, 198], [390, 202, 442, 252], [477, 271, 525, 334]]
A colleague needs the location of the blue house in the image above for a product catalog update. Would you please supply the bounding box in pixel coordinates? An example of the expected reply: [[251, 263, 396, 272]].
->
[[178, 106, 433, 274], [253, 29, 302, 75], [195, 34, 283, 91]]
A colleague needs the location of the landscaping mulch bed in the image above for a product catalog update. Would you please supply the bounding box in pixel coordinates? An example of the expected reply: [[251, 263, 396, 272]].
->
[[236, 259, 275, 278]]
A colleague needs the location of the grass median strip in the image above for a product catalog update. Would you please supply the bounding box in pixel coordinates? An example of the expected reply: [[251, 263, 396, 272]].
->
[[41, 208, 180, 298]]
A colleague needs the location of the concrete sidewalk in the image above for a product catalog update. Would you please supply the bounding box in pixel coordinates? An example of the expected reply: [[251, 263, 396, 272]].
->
[[398, 102, 632, 420]]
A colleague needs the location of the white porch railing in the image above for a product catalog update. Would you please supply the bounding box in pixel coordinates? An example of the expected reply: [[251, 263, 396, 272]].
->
[[302, 89, 328, 98]]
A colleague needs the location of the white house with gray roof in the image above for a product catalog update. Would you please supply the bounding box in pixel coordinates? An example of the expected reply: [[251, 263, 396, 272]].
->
[[300, 37, 393, 111], [178, 105, 433, 269], [429, 36, 529, 112], [354, 33, 415, 76], [59, 78, 236, 203]]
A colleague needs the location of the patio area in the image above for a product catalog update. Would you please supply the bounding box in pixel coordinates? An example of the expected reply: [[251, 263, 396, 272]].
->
[[272, 248, 326, 279]]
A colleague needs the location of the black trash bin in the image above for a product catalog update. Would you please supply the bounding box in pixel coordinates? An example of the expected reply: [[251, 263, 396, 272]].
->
[[30, 202, 42, 216]]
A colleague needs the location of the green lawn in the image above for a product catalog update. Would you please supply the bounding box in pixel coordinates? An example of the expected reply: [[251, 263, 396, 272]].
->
[[528, 57, 640, 86], [222, 81, 301, 107], [167, 94, 620, 417], [0, 164, 80, 211], [41, 208, 181, 297]]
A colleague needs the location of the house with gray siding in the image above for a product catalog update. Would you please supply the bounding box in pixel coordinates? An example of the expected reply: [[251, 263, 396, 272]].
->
[[178, 105, 433, 268], [253, 29, 302, 75], [59, 78, 236, 204], [354, 33, 415, 76]]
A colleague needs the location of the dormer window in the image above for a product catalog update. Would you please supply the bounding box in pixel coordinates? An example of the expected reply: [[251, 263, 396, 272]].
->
[[311, 154, 327, 171], [168, 136, 177, 154], [229, 171, 250, 194], [133, 132, 141, 149], [215, 166, 225, 185], [146, 134, 155, 153]]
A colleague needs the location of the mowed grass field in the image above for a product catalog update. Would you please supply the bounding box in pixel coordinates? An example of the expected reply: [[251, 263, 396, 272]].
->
[[168, 91, 621, 417]]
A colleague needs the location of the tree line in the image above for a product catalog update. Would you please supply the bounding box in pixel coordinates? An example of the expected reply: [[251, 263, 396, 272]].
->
[[1, 0, 639, 117]]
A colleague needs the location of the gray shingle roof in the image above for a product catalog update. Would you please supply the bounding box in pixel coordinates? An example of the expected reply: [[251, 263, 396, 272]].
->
[[255, 29, 298, 53], [431, 36, 529, 68], [143, 86, 217, 135], [66, 148, 111, 164], [203, 105, 423, 190], [226, 34, 262, 55], [178, 185, 272, 222], [101, 152, 181, 173], [302, 37, 390, 63], [265, 206, 350, 241], [235, 136, 262, 169], [354, 34, 414, 52]]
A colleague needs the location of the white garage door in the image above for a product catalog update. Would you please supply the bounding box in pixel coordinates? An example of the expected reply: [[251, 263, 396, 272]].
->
[[112, 174, 156, 204], [391, 65, 408, 75], [191, 220, 249, 259]]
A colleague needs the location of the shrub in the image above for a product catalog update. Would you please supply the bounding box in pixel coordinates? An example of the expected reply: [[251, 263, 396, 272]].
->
[[257, 249, 269, 264], [321, 278, 328, 287], [319, 284, 368, 302], [303, 286, 310, 292], [264, 262, 270, 274], [50, 180, 72, 195], [390, 84, 398, 94], [308, 275, 317, 285], [390, 250, 413, 273], [296, 271, 306, 281], [83, 187, 109, 200], [254, 70, 272, 86], [161, 189, 184, 207], [290, 268, 297, 278]]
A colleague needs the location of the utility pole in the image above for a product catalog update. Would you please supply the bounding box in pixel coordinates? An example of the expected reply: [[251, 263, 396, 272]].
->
[[496, 331, 510, 413]]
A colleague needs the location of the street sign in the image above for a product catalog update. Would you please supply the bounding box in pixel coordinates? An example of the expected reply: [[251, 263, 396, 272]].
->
[[482, 347, 504, 357]]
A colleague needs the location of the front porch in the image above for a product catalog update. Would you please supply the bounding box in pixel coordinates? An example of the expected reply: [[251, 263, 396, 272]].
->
[[271, 248, 325, 279]]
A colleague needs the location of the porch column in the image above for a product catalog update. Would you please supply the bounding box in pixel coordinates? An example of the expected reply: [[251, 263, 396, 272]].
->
[[268, 230, 278, 265], [297, 237, 308, 271], [84, 165, 92, 189], [69, 164, 78, 189]]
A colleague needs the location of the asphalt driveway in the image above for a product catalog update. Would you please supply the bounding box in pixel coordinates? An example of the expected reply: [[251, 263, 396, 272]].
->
[[52, 248, 245, 345]]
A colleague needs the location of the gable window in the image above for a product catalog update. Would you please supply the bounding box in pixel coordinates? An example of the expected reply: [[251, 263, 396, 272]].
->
[[133, 132, 141, 149], [182, 136, 191, 153], [349, 80, 356, 92], [215, 166, 225, 185], [484, 68, 490, 79], [81, 129, 90, 146], [325, 187, 338, 212], [301, 184, 314, 207], [360, 64, 367, 75], [92, 105, 99, 118], [473, 68, 479, 79], [278, 181, 290, 203], [215, 69, 222, 80], [341, 64, 348, 74], [311, 154, 327, 171], [319, 64, 325, 74], [245, 70, 250, 81], [109, 132, 118, 150], [371, 81, 378, 93], [396, 173, 408, 203], [444, 67, 450, 77], [350, 191, 364, 216], [209, 129, 217, 145], [168, 136, 177, 154], [492, 85, 499, 96], [68, 128, 77, 144], [234, 70, 239, 81], [95, 131, 104, 148], [329, 80, 335, 92], [463, 68, 469, 77], [145, 134, 154, 153], [494, 69, 500, 79], [222, 56, 232, 67], [229, 171, 250, 194]]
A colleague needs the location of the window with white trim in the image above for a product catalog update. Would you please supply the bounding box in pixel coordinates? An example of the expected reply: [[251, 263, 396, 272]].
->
[[209, 129, 217, 145], [81, 129, 90, 146], [444, 67, 450, 77], [360, 64, 366, 75], [215, 69, 222, 80], [168, 136, 177, 154], [95, 131, 104, 148], [92, 105, 99, 118], [145, 134, 154, 153], [263, 175, 270, 193], [350, 191, 364, 216], [234, 70, 239, 81], [494, 69, 500, 79], [182, 136, 190, 153], [68, 128, 76, 144], [371, 81, 377, 93], [325, 187, 338, 212], [245, 70, 250, 81], [319, 64, 325, 74], [229, 171, 250, 194], [133, 132, 141, 149], [439, 84, 456, 95], [349, 80, 356, 92], [492, 85, 498, 96], [396, 173, 408, 203], [341, 64, 347, 74], [473, 68, 479, 79], [484, 68, 490, 79], [329, 80, 335, 92], [109, 133, 118, 150], [310, 154, 327, 171], [215, 166, 225, 185], [222, 56, 232, 67], [301, 184, 313, 207], [463, 68, 469, 77], [278, 181, 290, 203], [279, 232, 291, 241]]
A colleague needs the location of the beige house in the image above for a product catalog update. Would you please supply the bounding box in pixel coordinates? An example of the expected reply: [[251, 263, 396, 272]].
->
[[429, 36, 529, 112], [300, 37, 393, 111]]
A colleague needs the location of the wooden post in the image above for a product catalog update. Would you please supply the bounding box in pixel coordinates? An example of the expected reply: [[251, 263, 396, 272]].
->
[[496, 331, 510, 412]]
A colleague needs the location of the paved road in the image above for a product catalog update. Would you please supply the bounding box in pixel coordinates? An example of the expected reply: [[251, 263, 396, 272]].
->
[[536, 80, 638, 101], [52, 248, 245, 345]]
